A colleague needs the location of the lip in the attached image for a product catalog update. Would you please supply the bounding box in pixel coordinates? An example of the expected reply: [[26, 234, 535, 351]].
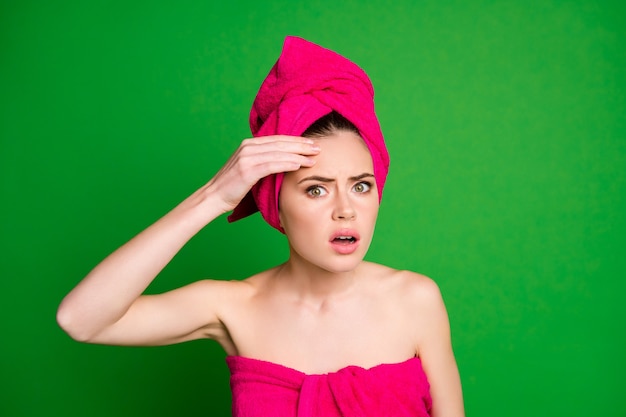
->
[[329, 228, 361, 255]]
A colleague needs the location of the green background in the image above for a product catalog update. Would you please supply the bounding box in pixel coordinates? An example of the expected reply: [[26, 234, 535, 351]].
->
[[1, 0, 624, 416]]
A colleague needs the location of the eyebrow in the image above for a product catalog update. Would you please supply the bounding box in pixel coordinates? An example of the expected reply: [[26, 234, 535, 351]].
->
[[297, 173, 375, 184]]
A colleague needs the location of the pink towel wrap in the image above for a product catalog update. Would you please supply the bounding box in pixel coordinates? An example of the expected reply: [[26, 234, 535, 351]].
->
[[226, 356, 432, 417], [228, 36, 390, 232]]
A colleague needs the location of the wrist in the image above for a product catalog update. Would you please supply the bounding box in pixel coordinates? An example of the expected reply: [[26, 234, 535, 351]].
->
[[180, 181, 232, 222]]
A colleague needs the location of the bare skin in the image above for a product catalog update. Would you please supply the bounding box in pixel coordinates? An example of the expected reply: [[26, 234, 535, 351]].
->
[[57, 132, 464, 417]]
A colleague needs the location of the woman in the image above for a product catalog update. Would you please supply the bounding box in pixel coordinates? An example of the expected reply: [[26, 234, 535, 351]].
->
[[57, 36, 464, 417]]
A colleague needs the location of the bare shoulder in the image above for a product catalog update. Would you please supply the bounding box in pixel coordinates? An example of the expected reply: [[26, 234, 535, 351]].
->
[[364, 263, 449, 337], [190, 275, 258, 309], [194, 265, 283, 309], [397, 270, 444, 307], [364, 264, 464, 415], [397, 271, 448, 327], [160, 277, 257, 326], [193, 276, 253, 294], [364, 262, 444, 306], [238, 265, 283, 292]]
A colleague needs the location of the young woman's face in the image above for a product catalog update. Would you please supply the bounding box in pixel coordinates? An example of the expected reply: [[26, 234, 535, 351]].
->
[[278, 130, 379, 273]]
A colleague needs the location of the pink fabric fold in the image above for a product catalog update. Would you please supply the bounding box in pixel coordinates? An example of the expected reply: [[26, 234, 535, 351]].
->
[[228, 36, 389, 232], [226, 356, 432, 417]]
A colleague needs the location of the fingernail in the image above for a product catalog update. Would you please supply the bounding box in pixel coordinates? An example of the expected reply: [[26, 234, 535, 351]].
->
[[311, 144, 321, 151]]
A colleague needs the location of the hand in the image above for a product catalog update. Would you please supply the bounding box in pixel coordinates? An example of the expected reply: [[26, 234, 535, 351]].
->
[[208, 135, 320, 212]]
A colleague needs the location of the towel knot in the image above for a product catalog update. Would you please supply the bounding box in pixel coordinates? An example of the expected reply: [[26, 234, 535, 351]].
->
[[229, 36, 389, 232]]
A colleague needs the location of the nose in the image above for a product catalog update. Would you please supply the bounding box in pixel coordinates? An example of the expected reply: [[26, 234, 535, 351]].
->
[[332, 190, 356, 221]]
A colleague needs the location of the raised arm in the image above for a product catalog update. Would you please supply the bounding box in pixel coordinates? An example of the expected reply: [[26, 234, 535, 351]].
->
[[56, 136, 319, 346]]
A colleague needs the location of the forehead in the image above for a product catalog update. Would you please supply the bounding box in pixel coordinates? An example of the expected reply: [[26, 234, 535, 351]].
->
[[313, 130, 369, 149], [305, 131, 373, 171], [279, 130, 376, 198]]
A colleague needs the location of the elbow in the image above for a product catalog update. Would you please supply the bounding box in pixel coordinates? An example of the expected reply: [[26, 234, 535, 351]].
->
[[56, 301, 96, 343]]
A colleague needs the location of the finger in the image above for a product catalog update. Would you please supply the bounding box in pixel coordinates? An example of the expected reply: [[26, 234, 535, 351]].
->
[[245, 153, 315, 179], [259, 160, 312, 175], [245, 135, 314, 144], [242, 140, 320, 156], [252, 151, 316, 169]]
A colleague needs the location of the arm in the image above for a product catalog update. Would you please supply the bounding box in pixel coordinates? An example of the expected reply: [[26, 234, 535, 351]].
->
[[412, 277, 465, 417], [57, 136, 319, 346]]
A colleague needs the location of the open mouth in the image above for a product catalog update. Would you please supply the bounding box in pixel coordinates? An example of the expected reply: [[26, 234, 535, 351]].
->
[[329, 230, 360, 254], [332, 236, 357, 244]]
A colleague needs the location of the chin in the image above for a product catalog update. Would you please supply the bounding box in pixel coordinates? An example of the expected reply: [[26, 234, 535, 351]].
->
[[288, 240, 371, 274], [309, 253, 367, 274]]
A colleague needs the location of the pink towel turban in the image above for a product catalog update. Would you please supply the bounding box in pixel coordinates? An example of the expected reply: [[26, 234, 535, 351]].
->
[[228, 36, 389, 233]]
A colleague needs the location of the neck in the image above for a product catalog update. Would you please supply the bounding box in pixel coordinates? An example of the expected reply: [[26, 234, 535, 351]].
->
[[276, 251, 361, 305]]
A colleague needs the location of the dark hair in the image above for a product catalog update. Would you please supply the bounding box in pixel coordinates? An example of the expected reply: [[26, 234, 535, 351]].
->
[[302, 111, 360, 138]]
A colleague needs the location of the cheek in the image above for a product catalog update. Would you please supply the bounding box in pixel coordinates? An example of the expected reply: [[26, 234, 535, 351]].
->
[[278, 195, 305, 230], [355, 193, 379, 210], [279, 199, 328, 240], [356, 199, 380, 226], [280, 205, 310, 231]]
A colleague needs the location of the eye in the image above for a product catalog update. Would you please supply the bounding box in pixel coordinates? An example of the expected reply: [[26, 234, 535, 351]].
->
[[306, 185, 327, 197], [353, 181, 372, 193]]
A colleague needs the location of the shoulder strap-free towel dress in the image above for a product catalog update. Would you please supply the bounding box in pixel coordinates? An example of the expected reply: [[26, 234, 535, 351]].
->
[[226, 356, 432, 417]]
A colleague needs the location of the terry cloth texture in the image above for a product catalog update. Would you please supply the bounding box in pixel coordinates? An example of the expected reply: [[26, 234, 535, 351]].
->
[[228, 36, 389, 232], [227, 356, 432, 417]]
